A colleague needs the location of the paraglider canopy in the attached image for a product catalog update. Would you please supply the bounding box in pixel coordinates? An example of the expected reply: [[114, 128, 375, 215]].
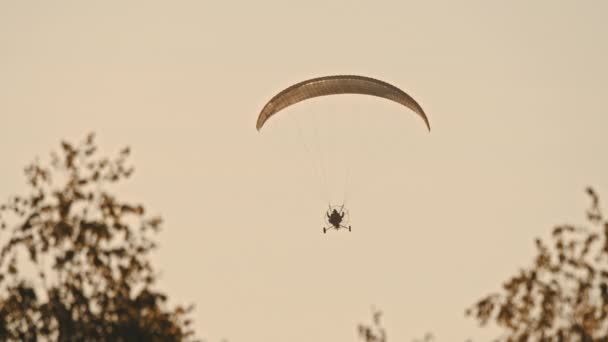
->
[[256, 75, 430, 232], [256, 75, 430, 131]]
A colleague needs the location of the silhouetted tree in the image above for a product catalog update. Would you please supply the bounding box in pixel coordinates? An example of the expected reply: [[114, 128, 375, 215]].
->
[[0, 134, 197, 341], [357, 308, 386, 342], [412, 332, 434, 342], [467, 187, 608, 341], [356, 308, 433, 342]]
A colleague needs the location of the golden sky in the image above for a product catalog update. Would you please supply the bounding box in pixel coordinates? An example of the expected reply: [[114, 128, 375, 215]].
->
[[1, 1, 607, 340]]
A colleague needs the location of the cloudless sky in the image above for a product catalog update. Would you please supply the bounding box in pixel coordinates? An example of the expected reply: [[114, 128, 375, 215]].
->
[[1, 1, 608, 341]]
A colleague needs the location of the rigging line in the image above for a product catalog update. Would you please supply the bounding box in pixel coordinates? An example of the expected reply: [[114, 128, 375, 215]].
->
[[342, 156, 351, 205], [360, 109, 377, 199], [310, 110, 331, 206], [342, 107, 362, 206], [293, 113, 326, 204], [328, 102, 346, 206], [325, 105, 336, 203], [341, 110, 354, 206]]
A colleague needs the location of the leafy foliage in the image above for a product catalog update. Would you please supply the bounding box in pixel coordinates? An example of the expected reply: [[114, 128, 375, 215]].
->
[[357, 309, 386, 342], [356, 309, 433, 342], [467, 188, 608, 341], [0, 134, 196, 341]]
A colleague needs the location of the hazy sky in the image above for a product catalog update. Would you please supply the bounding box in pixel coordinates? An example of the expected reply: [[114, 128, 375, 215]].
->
[[1, 1, 608, 341]]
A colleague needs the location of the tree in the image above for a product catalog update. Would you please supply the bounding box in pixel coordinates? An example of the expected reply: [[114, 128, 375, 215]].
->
[[0, 134, 197, 341], [467, 187, 608, 341], [357, 309, 386, 342], [356, 308, 433, 342]]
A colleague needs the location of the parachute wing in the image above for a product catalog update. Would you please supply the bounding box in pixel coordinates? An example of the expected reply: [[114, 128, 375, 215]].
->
[[256, 75, 430, 131]]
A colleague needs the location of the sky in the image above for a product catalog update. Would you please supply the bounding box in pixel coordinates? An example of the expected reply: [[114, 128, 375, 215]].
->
[[1, 1, 608, 341]]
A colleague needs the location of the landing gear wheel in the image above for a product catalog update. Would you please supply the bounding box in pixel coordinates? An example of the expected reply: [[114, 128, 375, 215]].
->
[[323, 228, 326, 234], [348, 226, 351, 232]]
